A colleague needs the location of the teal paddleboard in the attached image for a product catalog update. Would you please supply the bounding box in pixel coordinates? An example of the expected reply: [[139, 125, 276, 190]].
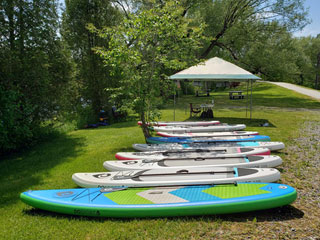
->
[[20, 183, 296, 218]]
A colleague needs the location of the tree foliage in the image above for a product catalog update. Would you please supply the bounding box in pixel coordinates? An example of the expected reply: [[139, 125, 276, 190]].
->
[[187, 0, 309, 59], [61, 0, 122, 116], [0, 0, 74, 153], [92, 1, 206, 138]]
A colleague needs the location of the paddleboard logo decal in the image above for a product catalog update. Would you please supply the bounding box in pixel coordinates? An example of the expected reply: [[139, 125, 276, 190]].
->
[[93, 173, 111, 179], [56, 191, 75, 198]]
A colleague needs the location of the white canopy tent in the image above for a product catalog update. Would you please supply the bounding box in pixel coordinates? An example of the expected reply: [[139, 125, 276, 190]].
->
[[169, 57, 261, 119]]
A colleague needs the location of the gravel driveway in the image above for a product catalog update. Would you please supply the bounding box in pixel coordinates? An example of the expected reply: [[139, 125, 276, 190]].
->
[[262, 81, 320, 100]]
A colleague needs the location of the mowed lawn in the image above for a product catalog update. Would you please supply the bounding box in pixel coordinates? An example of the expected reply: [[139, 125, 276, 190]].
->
[[1, 82, 320, 239]]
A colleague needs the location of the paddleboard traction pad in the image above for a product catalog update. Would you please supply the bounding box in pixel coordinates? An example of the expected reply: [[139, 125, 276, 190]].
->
[[21, 183, 296, 218]]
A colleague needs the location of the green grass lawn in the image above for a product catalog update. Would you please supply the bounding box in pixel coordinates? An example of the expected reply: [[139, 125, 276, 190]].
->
[[1, 82, 320, 239]]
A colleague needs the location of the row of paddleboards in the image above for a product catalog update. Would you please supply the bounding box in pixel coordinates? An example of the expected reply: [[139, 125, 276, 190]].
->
[[20, 120, 296, 218]]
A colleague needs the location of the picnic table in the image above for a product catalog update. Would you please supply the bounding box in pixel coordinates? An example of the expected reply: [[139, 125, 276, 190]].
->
[[229, 91, 245, 100]]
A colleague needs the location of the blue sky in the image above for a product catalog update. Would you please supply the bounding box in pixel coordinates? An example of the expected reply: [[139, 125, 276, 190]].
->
[[294, 0, 320, 37]]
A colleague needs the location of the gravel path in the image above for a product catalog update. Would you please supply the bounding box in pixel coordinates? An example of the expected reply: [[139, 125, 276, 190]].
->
[[264, 81, 320, 100], [281, 120, 320, 239]]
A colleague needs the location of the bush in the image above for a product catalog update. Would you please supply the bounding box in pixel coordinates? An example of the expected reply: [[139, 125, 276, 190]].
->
[[180, 81, 196, 95], [75, 105, 98, 129], [0, 87, 34, 154]]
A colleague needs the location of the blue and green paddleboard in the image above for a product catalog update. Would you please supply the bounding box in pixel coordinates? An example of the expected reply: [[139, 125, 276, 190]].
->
[[21, 183, 296, 218]]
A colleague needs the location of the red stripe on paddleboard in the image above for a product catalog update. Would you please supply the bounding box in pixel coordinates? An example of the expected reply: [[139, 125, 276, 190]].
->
[[115, 153, 136, 160], [157, 132, 171, 137], [247, 150, 270, 156], [240, 148, 270, 156], [255, 149, 271, 155]]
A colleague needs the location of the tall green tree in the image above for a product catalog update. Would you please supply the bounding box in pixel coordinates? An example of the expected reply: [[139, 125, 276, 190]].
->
[[0, 0, 74, 153], [294, 35, 320, 89], [93, 1, 205, 138], [61, 0, 122, 116], [189, 0, 309, 59]]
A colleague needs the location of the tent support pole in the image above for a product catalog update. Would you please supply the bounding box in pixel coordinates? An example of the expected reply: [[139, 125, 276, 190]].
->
[[173, 82, 176, 121], [246, 80, 249, 118], [250, 79, 253, 119]]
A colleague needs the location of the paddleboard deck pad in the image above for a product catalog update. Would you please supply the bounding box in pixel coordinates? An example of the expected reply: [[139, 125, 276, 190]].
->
[[20, 183, 296, 218]]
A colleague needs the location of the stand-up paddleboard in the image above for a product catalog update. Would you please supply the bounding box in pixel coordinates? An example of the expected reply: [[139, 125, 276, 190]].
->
[[72, 167, 280, 188], [115, 147, 270, 160], [147, 135, 270, 144], [104, 155, 282, 171], [20, 183, 297, 218], [151, 124, 246, 133], [133, 142, 285, 152], [157, 131, 259, 137], [138, 121, 220, 126]]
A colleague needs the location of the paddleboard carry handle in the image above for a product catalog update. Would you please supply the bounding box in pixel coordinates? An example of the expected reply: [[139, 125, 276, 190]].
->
[[142, 155, 238, 163], [112, 169, 236, 180]]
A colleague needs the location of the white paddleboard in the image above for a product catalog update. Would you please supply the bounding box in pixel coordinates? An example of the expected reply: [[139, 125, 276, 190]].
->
[[72, 167, 280, 188], [115, 147, 270, 160], [157, 131, 258, 137], [104, 155, 282, 171], [151, 124, 246, 133], [138, 121, 220, 126]]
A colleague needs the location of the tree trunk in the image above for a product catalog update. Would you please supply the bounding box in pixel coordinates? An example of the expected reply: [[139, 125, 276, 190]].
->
[[299, 73, 304, 86], [140, 112, 151, 140], [8, 1, 15, 52], [7, 1, 15, 82], [18, 0, 24, 61], [315, 51, 320, 90]]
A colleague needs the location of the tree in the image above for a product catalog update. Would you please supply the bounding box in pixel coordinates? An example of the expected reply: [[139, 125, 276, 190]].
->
[[61, 0, 122, 116], [0, 0, 74, 153], [190, 0, 309, 59], [295, 35, 320, 89], [92, 1, 205, 138]]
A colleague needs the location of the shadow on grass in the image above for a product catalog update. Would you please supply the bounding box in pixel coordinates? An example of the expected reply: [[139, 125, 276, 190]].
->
[[24, 204, 303, 222], [0, 132, 85, 208], [111, 146, 136, 152], [81, 120, 139, 131]]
